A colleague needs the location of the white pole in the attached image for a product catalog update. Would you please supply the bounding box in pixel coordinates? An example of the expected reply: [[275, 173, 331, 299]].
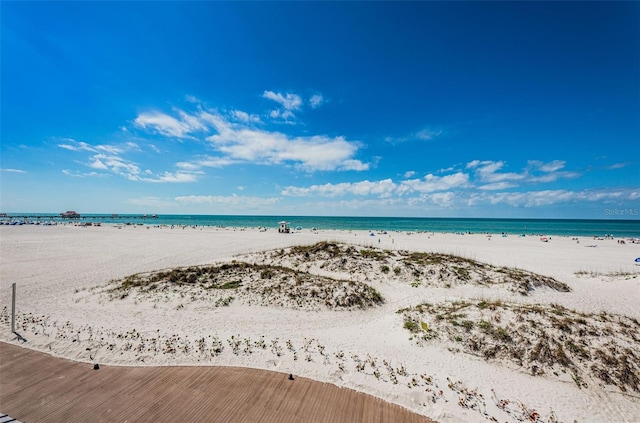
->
[[11, 283, 16, 333]]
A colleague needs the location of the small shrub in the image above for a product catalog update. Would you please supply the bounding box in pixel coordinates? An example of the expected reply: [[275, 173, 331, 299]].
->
[[403, 320, 420, 333], [220, 280, 242, 289], [461, 320, 474, 331]]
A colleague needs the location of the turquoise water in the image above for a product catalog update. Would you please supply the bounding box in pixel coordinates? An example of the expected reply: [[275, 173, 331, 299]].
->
[[4, 214, 639, 237]]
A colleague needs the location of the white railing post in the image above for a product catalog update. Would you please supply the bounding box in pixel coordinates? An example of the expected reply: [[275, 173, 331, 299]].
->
[[11, 283, 16, 333]]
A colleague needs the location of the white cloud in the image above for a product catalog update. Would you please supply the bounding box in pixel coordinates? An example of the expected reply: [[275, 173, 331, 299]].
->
[[528, 171, 580, 183], [146, 172, 200, 183], [1, 168, 27, 173], [131, 97, 366, 172], [94, 144, 123, 154], [280, 110, 295, 120], [467, 188, 640, 208], [262, 91, 303, 111], [415, 128, 443, 141], [134, 110, 204, 138], [283, 173, 471, 199], [282, 179, 397, 198], [399, 172, 470, 194], [262, 90, 305, 121], [525, 160, 580, 183], [477, 182, 518, 191], [606, 162, 626, 170], [59, 138, 200, 183], [385, 127, 444, 144], [61, 169, 105, 178], [414, 192, 457, 207], [58, 139, 138, 155], [528, 160, 565, 173], [185, 95, 200, 104], [88, 157, 109, 170], [90, 154, 141, 178], [203, 112, 367, 171], [185, 156, 238, 169], [404, 171, 416, 178], [466, 159, 580, 186], [58, 139, 96, 152], [309, 94, 324, 108], [175, 161, 202, 171], [231, 110, 261, 123], [466, 160, 525, 183], [339, 159, 370, 171]]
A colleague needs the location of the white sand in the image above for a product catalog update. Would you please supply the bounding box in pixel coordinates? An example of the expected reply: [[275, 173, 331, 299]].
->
[[1, 224, 639, 422]]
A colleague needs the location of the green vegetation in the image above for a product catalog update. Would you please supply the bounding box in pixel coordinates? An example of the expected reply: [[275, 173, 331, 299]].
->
[[575, 270, 639, 279], [403, 320, 420, 333], [262, 241, 571, 295], [398, 300, 640, 393], [105, 260, 385, 311], [215, 296, 234, 307], [359, 249, 387, 260], [220, 280, 242, 289]]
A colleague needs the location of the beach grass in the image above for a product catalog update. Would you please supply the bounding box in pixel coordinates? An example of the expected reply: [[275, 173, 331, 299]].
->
[[398, 300, 640, 392], [252, 241, 571, 295], [104, 261, 384, 311]]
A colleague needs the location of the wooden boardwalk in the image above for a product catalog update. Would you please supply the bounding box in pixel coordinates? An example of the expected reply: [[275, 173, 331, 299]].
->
[[0, 342, 435, 422]]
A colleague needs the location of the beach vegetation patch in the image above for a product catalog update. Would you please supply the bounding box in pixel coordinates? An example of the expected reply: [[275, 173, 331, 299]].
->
[[398, 300, 640, 392], [403, 320, 420, 333], [102, 262, 384, 311], [248, 242, 570, 295], [575, 270, 639, 280], [359, 249, 387, 260]]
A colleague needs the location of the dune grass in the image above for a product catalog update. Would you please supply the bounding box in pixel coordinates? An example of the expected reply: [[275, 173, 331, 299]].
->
[[398, 300, 640, 392], [104, 261, 384, 311], [258, 241, 570, 295]]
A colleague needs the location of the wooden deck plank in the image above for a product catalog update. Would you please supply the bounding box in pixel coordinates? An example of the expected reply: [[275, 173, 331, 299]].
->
[[0, 342, 436, 423]]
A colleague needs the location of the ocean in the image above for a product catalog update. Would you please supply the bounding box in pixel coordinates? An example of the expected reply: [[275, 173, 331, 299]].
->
[[3, 214, 639, 238]]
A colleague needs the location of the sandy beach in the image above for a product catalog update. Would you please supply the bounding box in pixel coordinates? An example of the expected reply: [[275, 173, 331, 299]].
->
[[1, 224, 639, 422]]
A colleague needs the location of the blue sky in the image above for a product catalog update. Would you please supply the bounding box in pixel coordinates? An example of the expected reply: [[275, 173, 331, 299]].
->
[[1, 2, 639, 218]]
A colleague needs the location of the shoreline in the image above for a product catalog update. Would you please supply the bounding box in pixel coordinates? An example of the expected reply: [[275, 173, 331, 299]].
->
[[1, 225, 639, 422], [2, 214, 639, 238]]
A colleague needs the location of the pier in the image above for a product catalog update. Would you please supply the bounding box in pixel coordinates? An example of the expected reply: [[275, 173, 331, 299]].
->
[[0, 214, 159, 221]]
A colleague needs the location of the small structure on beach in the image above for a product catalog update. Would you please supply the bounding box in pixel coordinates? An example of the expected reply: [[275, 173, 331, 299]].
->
[[61, 210, 80, 219], [278, 221, 290, 233]]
